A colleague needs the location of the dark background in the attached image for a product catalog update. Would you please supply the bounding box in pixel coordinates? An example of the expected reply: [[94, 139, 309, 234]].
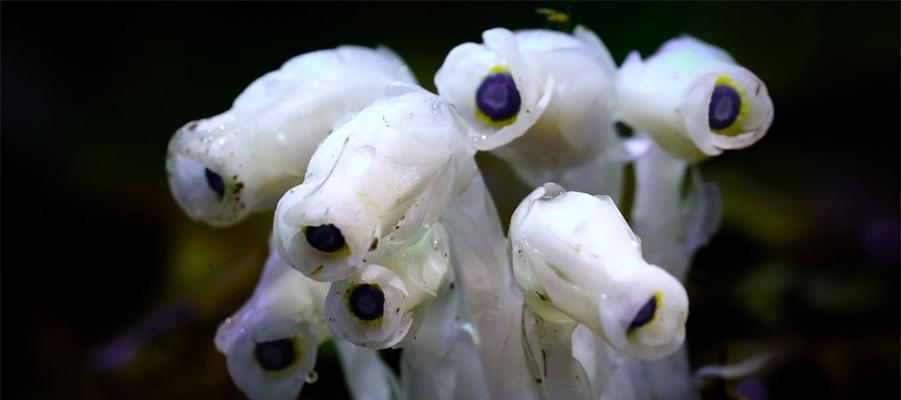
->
[[2, 2, 898, 399]]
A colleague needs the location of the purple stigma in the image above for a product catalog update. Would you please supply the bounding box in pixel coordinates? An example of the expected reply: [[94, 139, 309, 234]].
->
[[708, 84, 741, 130], [476, 72, 521, 122]]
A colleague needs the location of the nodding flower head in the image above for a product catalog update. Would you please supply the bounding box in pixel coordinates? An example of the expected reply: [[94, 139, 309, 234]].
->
[[325, 265, 417, 349], [224, 314, 320, 400], [165, 46, 417, 227], [617, 36, 774, 162], [273, 91, 467, 282], [214, 247, 330, 400], [510, 183, 688, 360], [435, 27, 553, 150], [324, 224, 450, 349], [165, 116, 249, 227]]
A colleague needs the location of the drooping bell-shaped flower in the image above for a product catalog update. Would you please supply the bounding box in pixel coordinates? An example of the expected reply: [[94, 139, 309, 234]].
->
[[215, 244, 330, 400], [436, 26, 626, 198], [434, 28, 553, 150], [217, 239, 402, 400], [273, 87, 470, 282], [324, 224, 451, 349], [617, 36, 774, 162], [166, 46, 416, 227], [510, 183, 689, 360]]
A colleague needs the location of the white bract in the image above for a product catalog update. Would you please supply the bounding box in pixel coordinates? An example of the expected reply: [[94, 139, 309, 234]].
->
[[273, 88, 469, 282], [510, 183, 689, 360], [166, 46, 416, 226], [617, 36, 774, 162], [215, 245, 330, 400], [325, 224, 451, 349]]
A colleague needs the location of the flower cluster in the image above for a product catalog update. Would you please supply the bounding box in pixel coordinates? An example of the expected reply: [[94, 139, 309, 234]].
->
[[166, 25, 773, 400]]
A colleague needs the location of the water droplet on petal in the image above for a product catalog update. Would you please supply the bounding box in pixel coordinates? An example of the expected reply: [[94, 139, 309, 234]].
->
[[540, 183, 566, 200], [305, 370, 319, 383]]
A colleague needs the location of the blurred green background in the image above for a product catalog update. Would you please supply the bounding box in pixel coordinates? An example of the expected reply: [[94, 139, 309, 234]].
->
[[2, 2, 898, 399]]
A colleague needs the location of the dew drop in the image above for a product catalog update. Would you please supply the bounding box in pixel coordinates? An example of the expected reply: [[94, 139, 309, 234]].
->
[[540, 183, 566, 200], [305, 370, 319, 383]]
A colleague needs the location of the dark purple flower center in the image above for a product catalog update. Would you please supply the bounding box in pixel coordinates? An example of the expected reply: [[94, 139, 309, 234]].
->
[[204, 168, 225, 199], [708, 84, 741, 130], [628, 296, 658, 331], [349, 283, 385, 321], [304, 224, 346, 253], [475, 73, 521, 122], [254, 338, 296, 371]]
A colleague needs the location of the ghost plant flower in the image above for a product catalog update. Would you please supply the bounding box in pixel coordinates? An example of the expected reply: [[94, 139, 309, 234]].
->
[[273, 88, 470, 282], [215, 244, 330, 400], [325, 224, 451, 349], [617, 36, 774, 162], [162, 23, 775, 400], [216, 241, 401, 400], [434, 27, 553, 150], [436, 26, 628, 198], [510, 183, 689, 360], [166, 46, 416, 227]]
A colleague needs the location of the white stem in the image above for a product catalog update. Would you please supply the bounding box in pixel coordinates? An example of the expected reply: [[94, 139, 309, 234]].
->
[[335, 339, 403, 400], [522, 309, 591, 400], [439, 167, 540, 400]]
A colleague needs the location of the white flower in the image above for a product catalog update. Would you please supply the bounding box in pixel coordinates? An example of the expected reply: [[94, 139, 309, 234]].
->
[[434, 28, 553, 150], [215, 246, 330, 400], [324, 224, 450, 349], [510, 183, 689, 360], [617, 36, 774, 162], [492, 27, 623, 193], [273, 88, 469, 282], [166, 46, 417, 227], [436, 26, 626, 197]]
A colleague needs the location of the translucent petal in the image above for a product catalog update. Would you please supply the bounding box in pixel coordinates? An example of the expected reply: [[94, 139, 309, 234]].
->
[[617, 36, 774, 161], [509, 184, 689, 360], [324, 224, 451, 349], [325, 264, 416, 349], [166, 45, 417, 227], [215, 244, 330, 400], [273, 91, 470, 281], [490, 26, 623, 198], [434, 28, 553, 151]]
